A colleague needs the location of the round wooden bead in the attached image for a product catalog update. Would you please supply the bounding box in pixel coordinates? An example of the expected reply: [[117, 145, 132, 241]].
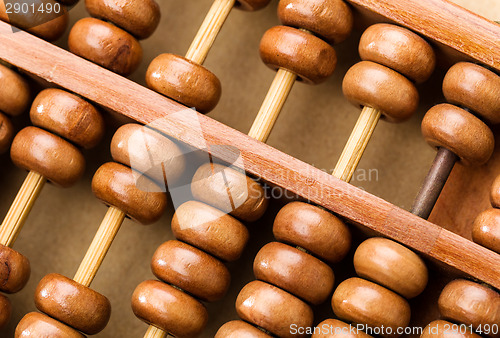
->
[[0, 244, 30, 293], [260, 25, 337, 84], [421, 103, 494, 166], [343, 61, 419, 122], [273, 202, 351, 263], [332, 278, 411, 337], [490, 174, 500, 208], [92, 162, 167, 225], [171, 201, 248, 261], [0, 112, 14, 154], [443, 62, 500, 124], [235, 0, 271, 11], [34, 273, 111, 335], [85, 0, 160, 39], [312, 319, 373, 338], [11, 126, 85, 187], [146, 53, 221, 114], [0, 294, 11, 329], [191, 163, 268, 222], [216, 320, 271, 337], [15, 312, 85, 338], [472, 208, 500, 253], [278, 0, 353, 44], [254, 242, 334, 305], [236, 280, 314, 338], [0, 64, 30, 116], [30, 89, 104, 149], [353, 237, 428, 298], [132, 280, 208, 338], [438, 279, 500, 329], [421, 320, 481, 338], [68, 17, 142, 76]]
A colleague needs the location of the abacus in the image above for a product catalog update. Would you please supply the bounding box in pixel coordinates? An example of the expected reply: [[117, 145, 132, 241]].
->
[[0, 0, 499, 337]]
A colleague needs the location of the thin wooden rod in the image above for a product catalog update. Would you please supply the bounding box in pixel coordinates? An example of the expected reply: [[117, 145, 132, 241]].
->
[[144, 325, 169, 338]]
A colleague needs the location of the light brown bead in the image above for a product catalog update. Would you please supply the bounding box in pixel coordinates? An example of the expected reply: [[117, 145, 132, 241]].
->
[[0, 112, 14, 154], [15, 312, 85, 338], [0, 293, 11, 329], [30, 89, 104, 149], [216, 320, 271, 337], [421, 103, 494, 166], [421, 320, 481, 338], [235, 0, 271, 11], [278, 0, 353, 44], [254, 242, 334, 305], [443, 62, 500, 124], [260, 25, 337, 84], [343, 61, 419, 122], [490, 174, 500, 208], [236, 280, 314, 338], [132, 280, 208, 338], [472, 208, 500, 253], [68, 17, 142, 76], [353, 237, 428, 298], [332, 278, 411, 337], [0, 64, 30, 116], [191, 163, 268, 222], [34, 273, 111, 335], [273, 202, 351, 263], [171, 200, 248, 261], [0, 244, 30, 293], [146, 53, 221, 114], [11, 126, 85, 187], [92, 162, 167, 225], [312, 319, 373, 338]]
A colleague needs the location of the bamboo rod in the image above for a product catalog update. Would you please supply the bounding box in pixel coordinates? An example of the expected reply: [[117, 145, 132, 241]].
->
[[144, 325, 169, 338]]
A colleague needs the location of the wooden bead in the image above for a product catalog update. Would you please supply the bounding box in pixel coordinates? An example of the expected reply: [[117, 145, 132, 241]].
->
[[85, 0, 161, 39], [236, 280, 314, 338], [151, 240, 231, 302], [0, 112, 14, 154], [490, 174, 500, 208], [68, 18, 142, 76], [312, 319, 373, 338], [273, 202, 351, 263], [34, 273, 111, 335], [132, 280, 208, 338], [30, 88, 104, 149], [443, 62, 500, 124], [342, 61, 419, 122], [191, 163, 268, 222], [254, 242, 334, 305], [15, 312, 85, 338], [332, 278, 411, 337], [353, 237, 428, 298], [235, 0, 271, 11], [421, 103, 494, 166], [0, 293, 11, 329], [278, 0, 353, 44], [260, 25, 337, 84], [438, 279, 500, 330], [92, 162, 167, 225], [0, 64, 30, 116], [0, 244, 30, 293], [171, 201, 248, 261], [472, 208, 500, 253], [11, 126, 85, 187], [146, 53, 221, 114], [216, 320, 271, 337], [421, 320, 481, 338]]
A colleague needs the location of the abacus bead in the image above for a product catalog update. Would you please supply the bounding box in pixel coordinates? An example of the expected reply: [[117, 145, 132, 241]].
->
[[353, 237, 428, 298], [30, 89, 104, 149], [216, 320, 271, 337], [236, 280, 314, 338], [332, 278, 411, 337], [0, 244, 30, 293], [443, 62, 500, 124], [34, 273, 111, 335], [0, 112, 14, 154], [0, 294, 11, 329], [472, 208, 500, 253], [15, 312, 85, 338], [0, 64, 30, 116], [490, 174, 500, 208], [312, 319, 373, 338], [278, 0, 353, 44], [68, 18, 142, 76], [235, 0, 271, 11], [254, 242, 334, 305], [421, 104, 494, 166], [146, 53, 221, 114], [171, 201, 248, 261], [260, 26, 337, 84], [191, 163, 268, 222], [273, 202, 351, 263], [343, 61, 419, 122], [421, 320, 481, 338], [11, 127, 85, 187], [85, 0, 160, 39], [92, 162, 167, 224], [132, 280, 208, 338]]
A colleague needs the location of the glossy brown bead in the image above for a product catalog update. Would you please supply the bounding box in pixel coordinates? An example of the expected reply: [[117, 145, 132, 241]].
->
[[191, 163, 268, 222], [235, 0, 271, 11], [236, 280, 314, 338], [254, 242, 334, 305], [11, 126, 85, 187], [278, 0, 353, 44], [273, 202, 351, 263], [421, 320, 481, 338], [0, 244, 30, 293], [443, 62, 500, 124], [260, 25, 337, 84], [216, 320, 271, 337], [132, 280, 208, 338], [171, 201, 248, 261], [0, 293, 11, 329], [312, 319, 373, 338], [146, 53, 221, 114], [0, 64, 30, 116], [68, 18, 142, 76], [15, 312, 85, 338], [472, 208, 500, 253], [421, 103, 494, 166], [0, 112, 14, 154], [490, 174, 500, 208], [35, 273, 111, 335], [92, 162, 167, 224]]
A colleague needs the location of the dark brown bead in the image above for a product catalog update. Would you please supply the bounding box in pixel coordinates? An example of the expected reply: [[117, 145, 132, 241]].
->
[[0, 244, 30, 293], [0, 64, 30, 116], [490, 174, 500, 208], [0, 293, 11, 329], [15, 312, 85, 338], [216, 320, 271, 337], [235, 0, 271, 11], [472, 208, 500, 253], [0, 112, 14, 154]]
